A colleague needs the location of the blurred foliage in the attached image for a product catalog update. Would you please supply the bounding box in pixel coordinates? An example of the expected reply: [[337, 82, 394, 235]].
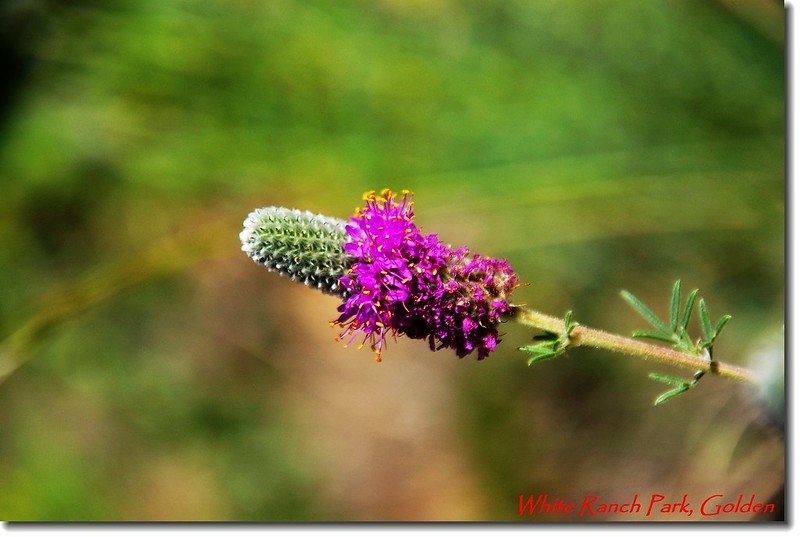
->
[[0, 0, 783, 521]]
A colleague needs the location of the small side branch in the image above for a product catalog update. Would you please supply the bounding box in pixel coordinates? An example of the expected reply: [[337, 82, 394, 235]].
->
[[509, 306, 756, 384]]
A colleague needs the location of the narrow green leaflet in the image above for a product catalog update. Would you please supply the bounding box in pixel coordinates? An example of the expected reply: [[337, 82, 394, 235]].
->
[[620, 290, 671, 334], [527, 351, 559, 366], [714, 315, 732, 339], [632, 330, 675, 344], [654, 386, 691, 406], [669, 280, 681, 332], [698, 298, 712, 343], [563, 310, 577, 333], [520, 341, 561, 365], [680, 288, 699, 331], [649, 372, 691, 386]]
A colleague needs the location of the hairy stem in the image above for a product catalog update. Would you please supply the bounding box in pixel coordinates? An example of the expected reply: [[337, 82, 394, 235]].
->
[[508, 306, 757, 384]]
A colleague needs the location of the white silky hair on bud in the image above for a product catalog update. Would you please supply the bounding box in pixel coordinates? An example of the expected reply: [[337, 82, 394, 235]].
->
[[240, 207, 352, 296]]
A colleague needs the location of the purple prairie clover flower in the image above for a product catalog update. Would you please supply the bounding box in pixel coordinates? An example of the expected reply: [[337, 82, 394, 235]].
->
[[240, 189, 519, 362], [333, 189, 519, 362]]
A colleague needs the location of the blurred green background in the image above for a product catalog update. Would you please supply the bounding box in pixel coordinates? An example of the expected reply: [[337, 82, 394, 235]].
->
[[0, 0, 784, 521]]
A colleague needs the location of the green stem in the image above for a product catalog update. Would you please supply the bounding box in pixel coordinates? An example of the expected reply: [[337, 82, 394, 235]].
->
[[508, 306, 757, 384]]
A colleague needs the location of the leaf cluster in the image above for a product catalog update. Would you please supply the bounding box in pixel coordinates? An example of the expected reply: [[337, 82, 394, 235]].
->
[[519, 311, 577, 366], [621, 280, 731, 357], [621, 280, 732, 405]]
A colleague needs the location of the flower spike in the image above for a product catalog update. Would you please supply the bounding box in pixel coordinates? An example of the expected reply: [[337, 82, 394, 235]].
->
[[241, 190, 520, 361]]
